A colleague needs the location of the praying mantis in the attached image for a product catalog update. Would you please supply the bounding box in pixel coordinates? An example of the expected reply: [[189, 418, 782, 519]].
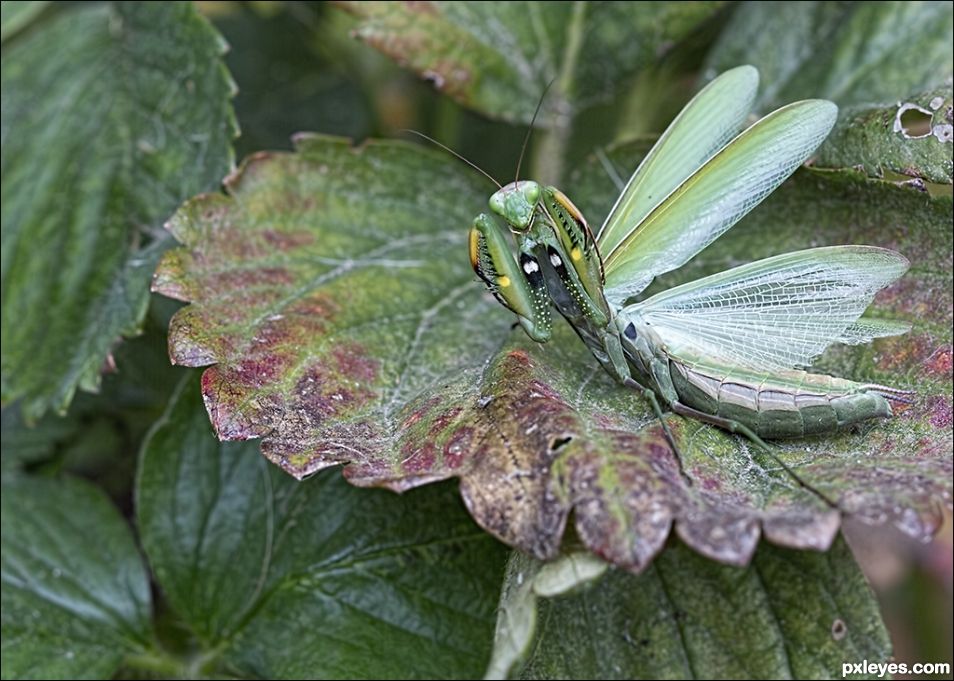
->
[[467, 66, 912, 453]]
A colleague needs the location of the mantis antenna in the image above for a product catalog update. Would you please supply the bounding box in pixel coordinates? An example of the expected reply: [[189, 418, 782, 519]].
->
[[402, 129, 501, 189], [514, 79, 555, 184]]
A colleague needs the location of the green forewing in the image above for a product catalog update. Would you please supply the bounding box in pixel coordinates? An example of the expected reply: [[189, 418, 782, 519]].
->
[[602, 100, 838, 305], [597, 65, 759, 257]]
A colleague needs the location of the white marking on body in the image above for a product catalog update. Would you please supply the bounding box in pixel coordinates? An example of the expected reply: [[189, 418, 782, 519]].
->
[[550, 253, 562, 267]]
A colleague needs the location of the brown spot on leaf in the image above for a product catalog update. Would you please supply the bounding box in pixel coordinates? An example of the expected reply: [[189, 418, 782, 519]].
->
[[926, 395, 952, 429], [430, 406, 464, 435], [295, 363, 376, 421], [331, 342, 380, 385], [202, 366, 284, 441], [403, 1, 438, 14], [924, 344, 953, 377], [278, 342, 380, 429], [204, 267, 295, 291], [401, 394, 442, 429], [288, 291, 340, 319], [246, 306, 332, 361], [506, 349, 531, 364], [263, 229, 315, 250], [232, 353, 293, 389], [443, 427, 473, 469], [697, 474, 724, 492], [877, 333, 947, 373], [402, 441, 437, 474]]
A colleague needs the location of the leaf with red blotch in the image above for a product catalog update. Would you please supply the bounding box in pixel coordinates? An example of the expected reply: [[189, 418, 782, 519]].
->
[[153, 134, 951, 573], [335, 1, 724, 126]]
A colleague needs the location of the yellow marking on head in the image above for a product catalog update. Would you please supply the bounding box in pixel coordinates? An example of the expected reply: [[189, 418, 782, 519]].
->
[[498, 275, 511, 287], [571, 246, 583, 261]]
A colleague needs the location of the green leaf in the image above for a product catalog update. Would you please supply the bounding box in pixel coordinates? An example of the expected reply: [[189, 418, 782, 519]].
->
[[705, 1, 953, 112], [815, 86, 953, 185], [336, 0, 725, 125], [487, 551, 608, 680], [1, 1, 237, 419], [153, 135, 951, 574], [0, 475, 152, 680], [1, 406, 80, 475], [0, 1, 49, 41], [2, 299, 186, 499], [703, 1, 953, 182], [136, 373, 507, 678], [493, 537, 890, 680]]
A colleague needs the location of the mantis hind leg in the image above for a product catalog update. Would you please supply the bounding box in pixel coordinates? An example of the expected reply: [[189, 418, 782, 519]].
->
[[669, 401, 839, 509], [622, 377, 691, 485]]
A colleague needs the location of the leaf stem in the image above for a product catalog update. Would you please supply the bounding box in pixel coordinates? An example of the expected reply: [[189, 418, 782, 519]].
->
[[433, 94, 463, 146], [123, 642, 232, 678], [122, 648, 187, 676], [530, 0, 587, 185]]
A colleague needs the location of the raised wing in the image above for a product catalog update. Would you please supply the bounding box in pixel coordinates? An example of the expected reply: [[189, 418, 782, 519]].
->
[[602, 100, 838, 306], [597, 65, 758, 256], [623, 246, 910, 372]]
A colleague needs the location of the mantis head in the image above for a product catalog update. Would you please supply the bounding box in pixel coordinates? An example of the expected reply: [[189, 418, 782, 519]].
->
[[489, 181, 540, 230]]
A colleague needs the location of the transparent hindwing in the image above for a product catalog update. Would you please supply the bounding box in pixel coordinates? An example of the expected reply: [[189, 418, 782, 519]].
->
[[622, 246, 911, 372]]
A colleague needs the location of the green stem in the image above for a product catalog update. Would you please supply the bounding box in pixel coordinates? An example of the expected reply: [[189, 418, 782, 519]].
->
[[123, 641, 230, 678], [530, 0, 587, 185], [123, 648, 187, 677], [432, 94, 462, 146]]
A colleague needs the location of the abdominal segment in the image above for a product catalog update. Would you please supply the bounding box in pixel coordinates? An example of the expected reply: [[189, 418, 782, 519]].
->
[[667, 355, 892, 438]]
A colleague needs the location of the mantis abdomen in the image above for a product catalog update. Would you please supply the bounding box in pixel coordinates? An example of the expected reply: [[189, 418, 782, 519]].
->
[[667, 354, 895, 438]]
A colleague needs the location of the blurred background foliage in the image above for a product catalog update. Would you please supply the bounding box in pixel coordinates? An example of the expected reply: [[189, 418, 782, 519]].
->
[[1, 1, 951, 678]]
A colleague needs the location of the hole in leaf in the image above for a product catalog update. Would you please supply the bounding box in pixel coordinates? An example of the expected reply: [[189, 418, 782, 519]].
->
[[894, 104, 933, 138], [549, 435, 573, 452], [831, 618, 847, 641]]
